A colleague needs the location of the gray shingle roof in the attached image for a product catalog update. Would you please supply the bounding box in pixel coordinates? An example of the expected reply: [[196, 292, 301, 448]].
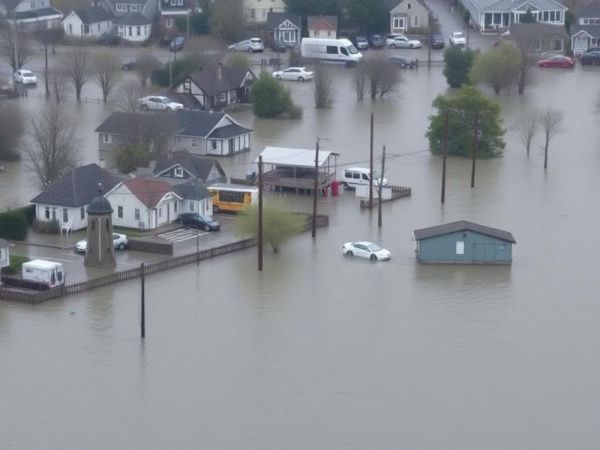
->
[[509, 23, 569, 40], [113, 12, 151, 25], [571, 24, 600, 37], [207, 123, 251, 139], [172, 180, 211, 200], [73, 6, 112, 24], [184, 66, 254, 97], [469, 0, 566, 12], [153, 150, 226, 182], [95, 111, 176, 135], [30, 164, 121, 207], [15, 7, 62, 20], [266, 12, 301, 30], [414, 220, 516, 243], [574, 1, 600, 17], [175, 109, 225, 136]]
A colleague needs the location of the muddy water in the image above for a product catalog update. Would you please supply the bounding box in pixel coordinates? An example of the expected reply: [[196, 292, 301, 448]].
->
[[2, 58, 600, 448]]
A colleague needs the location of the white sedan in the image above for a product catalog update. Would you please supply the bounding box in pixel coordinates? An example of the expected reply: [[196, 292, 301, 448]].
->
[[76, 233, 129, 253], [137, 96, 184, 112], [342, 241, 391, 261], [386, 35, 422, 49], [273, 67, 314, 82], [13, 69, 37, 85]]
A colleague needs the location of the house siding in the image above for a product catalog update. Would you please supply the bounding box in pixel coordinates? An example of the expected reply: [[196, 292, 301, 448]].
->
[[34, 204, 88, 231], [416, 230, 513, 264], [63, 12, 112, 37], [244, 0, 285, 23], [390, 1, 429, 33]]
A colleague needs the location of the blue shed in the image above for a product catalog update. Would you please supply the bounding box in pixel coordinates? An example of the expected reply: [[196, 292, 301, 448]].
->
[[414, 221, 516, 265]]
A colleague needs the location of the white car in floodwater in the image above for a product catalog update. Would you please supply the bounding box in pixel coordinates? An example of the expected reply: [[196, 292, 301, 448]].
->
[[76, 233, 129, 253], [342, 241, 391, 261]]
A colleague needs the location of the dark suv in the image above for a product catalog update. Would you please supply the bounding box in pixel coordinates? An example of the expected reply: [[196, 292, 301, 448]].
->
[[369, 34, 385, 49], [430, 34, 445, 49], [176, 213, 220, 231]]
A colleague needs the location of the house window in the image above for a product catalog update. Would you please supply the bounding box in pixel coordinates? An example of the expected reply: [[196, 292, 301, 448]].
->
[[137, 26, 141, 36], [393, 17, 403, 29], [211, 140, 217, 150], [103, 133, 112, 143], [118, 206, 123, 218], [191, 139, 197, 147], [543, 11, 549, 21], [166, 18, 173, 28], [158, 207, 162, 218], [407, 2, 411, 9], [174, 167, 184, 177], [128, 26, 132, 36], [456, 241, 465, 255], [220, 93, 226, 101], [549, 11, 555, 21], [250, 9, 255, 19], [62, 208, 68, 223], [189, 201, 195, 211], [556, 11, 561, 22], [183, 79, 191, 93], [413, 15, 419, 27], [174, 202, 178, 213], [45, 207, 50, 219], [327, 31, 331, 37], [135, 208, 140, 220], [80, 207, 85, 220], [553, 39, 562, 51], [533, 40, 542, 50]]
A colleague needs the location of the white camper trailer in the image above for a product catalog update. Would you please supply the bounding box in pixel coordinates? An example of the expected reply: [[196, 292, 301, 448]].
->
[[22, 260, 65, 288], [300, 38, 363, 64]]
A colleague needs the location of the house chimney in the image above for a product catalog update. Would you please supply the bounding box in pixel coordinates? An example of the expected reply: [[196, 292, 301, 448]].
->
[[217, 62, 222, 81]]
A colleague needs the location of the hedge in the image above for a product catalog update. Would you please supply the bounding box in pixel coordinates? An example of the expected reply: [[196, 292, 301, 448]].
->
[[0, 210, 28, 241], [1, 255, 30, 275]]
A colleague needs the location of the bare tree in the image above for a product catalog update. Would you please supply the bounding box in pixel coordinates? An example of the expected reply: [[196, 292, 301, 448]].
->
[[114, 80, 151, 113], [363, 56, 401, 99], [0, 100, 24, 161], [0, 24, 32, 72], [92, 51, 121, 102], [352, 64, 367, 100], [515, 40, 536, 94], [515, 111, 539, 156], [26, 102, 79, 187], [313, 62, 333, 109], [136, 52, 160, 87], [62, 46, 90, 101], [49, 71, 68, 103], [540, 109, 564, 169]]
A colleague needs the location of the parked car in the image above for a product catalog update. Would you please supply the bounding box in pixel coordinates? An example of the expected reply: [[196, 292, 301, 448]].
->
[[13, 69, 37, 85], [137, 96, 184, 112], [228, 37, 264, 53], [386, 56, 417, 68], [449, 31, 467, 46], [76, 233, 128, 253], [121, 61, 137, 71], [581, 51, 600, 66], [430, 33, 445, 49], [169, 35, 185, 52], [342, 241, 391, 261], [386, 34, 422, 49], [369, 34, 385, 49], [97, 32, 120, 46], [176, 213, 220, 231], [354, 35, 369, 50], [537, 55, 575, 68], [272, 67, 314, 81], [272, 40, 287, 52]]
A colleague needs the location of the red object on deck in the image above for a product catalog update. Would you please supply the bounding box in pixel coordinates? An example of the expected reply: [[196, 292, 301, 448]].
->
[[331, 180, 340, 196]]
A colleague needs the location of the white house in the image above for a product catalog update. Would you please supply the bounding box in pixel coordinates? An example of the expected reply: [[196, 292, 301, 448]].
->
[[0, 239, 10, 272], [30, 163, 121, 232], [62, 7, 113, 38], [105, 177, 212, 230], [92, 0, 157, 42], [307, 16, 337, 38], [244, 0, 285, 23], [0, 0, 63, 29]]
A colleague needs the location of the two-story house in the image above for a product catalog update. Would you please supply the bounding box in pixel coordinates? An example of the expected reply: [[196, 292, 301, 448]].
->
[[95, 109, 253, 168], [62, 7, 113, 38], [0, 0, 63, 29], [244, 0, 285, 23], [93, 0, 157, 41], [171, 64, 255, 111], [307, 16, 337, 38], [159, 0, 192, 38], [389, 0, 430, 34], [571, 2, 600, 54]]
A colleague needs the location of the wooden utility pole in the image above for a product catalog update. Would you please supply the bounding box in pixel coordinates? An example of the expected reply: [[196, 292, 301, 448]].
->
[[196, 229, 200, 266], [140, 263, 145, 338], [441, 110, 449, 203], [378, 146, 386, 228], [471, 110, 479, 188], [312, 138, 320, 238], [427, 11, 432, 68], [258, 155, 263, 271], [369, 113, 374, 209], [44, 38, 49, 99]]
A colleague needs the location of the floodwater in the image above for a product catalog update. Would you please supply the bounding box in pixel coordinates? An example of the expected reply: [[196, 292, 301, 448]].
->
[[3, 31, 600, 450]]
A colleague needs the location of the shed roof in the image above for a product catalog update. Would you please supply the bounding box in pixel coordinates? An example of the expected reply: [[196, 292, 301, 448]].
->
[[414, 220, 516, 243], [255, 146, 334, 168]]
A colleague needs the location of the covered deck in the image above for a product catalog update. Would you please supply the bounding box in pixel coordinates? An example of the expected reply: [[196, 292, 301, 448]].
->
[[255, 146, 339, 194]]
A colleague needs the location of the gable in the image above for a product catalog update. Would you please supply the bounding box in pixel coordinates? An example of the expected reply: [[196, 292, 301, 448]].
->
[[391, 0, 428, 14], [278, 19, 300, 30]]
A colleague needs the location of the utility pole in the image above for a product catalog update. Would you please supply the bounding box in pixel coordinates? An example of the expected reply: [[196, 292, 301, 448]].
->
[[369, 112, 374, 209], [312, 138, 320, 238], [44, 36, 49, 99], [140, 263, 145, 338], [471, 110, 479, 188], [196, 229, 200, 266], [427, 10, 432, 69], [13, 10, 19, 76], [378, 146, 386, 228], [441, 110, 449, 203], [258, 155, 263, 271]]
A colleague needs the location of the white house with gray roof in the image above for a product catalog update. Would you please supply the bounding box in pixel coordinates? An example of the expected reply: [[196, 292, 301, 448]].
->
[[63, 7, 113, 37], [0, 0, 63, 29], [92, 0, 156, 41], [458, 0, 566, 32], [571, 2, 600, 54]]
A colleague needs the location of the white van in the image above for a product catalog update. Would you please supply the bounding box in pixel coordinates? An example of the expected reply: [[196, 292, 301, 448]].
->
[[341, 167, 389, 189], [22, 259, 65, 288], [300, 38, 363, 64]]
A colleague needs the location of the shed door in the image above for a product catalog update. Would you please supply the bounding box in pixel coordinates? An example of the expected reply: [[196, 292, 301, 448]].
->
[[473, 243, 496, 261]]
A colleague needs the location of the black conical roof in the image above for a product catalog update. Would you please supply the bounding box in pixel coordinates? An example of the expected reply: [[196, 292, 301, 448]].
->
[[86, 184, 113, 215]]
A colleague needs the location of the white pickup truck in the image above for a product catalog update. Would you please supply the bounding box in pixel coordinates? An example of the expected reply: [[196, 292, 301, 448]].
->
[[449, 31, 467, 46]]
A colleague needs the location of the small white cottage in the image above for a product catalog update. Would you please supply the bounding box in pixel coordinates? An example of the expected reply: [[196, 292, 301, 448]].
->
[[0, 239, 10, 271]]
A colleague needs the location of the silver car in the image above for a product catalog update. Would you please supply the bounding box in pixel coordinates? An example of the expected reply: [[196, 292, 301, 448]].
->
[[137, 96, 184, 112], [228, 37, 264, 53]]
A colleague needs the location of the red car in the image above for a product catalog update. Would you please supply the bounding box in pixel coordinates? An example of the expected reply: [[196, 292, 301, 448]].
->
[[537, 55, 575, 68]]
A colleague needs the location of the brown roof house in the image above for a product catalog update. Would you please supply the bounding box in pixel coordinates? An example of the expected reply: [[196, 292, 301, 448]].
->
[[171, 64, 255, 111], [307, 15, 338, 38]]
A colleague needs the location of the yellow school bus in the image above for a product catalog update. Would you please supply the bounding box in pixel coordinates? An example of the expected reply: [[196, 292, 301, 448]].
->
[[207, 184, 259, 213]]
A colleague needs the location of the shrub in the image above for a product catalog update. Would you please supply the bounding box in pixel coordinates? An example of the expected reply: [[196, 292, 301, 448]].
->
[[251, 72, 299, 119], [16, 205, 35, 225], [32, 218, 60, 234], [1, 255, 30, 275], [176, 13, 210, 34], [443, 46, 476, 88], [0, 210, 28, 241]]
